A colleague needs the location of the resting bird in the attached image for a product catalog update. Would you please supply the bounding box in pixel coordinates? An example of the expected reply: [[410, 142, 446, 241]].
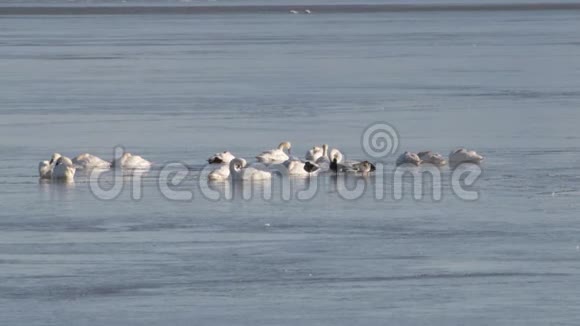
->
[[396, 152, 422, 166], [52, 156, 76, 182], [256, 141, 291, 164], [449, 148, 484, 166], [207, 151, 235, 164], [417, 151, 447, 166], [72, 153, 111, 169]]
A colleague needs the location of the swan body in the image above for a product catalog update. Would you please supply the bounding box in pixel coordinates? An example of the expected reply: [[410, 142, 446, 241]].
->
[[256, 141, 291, 164], [418, 151, 447, 166], [346, 160, 376, 173], [72, 153, 111, 169], [305, 146, 323, 162], [112, 153, 151, 170], [38, 161, 52, 179], [284, 159, 320, 176], [38, 153, 62, 179], [329, 148, 344, 163], [208, 164, 230, 181], [449, 148, 484, 165], [396, 152, 422, 166], [230, 158, 272, 180], [207, 151, 235, 164], [52, 156, 76, 182]]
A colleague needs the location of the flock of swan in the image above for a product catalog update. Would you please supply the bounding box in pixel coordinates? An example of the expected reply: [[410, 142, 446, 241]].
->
[[38, 142, 484, 183]]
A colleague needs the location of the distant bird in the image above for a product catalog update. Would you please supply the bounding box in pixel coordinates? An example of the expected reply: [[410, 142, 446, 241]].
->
[[305, 145, 323, 162], [304, 9, 312, 14], [112, 152, 151, 170], [396, 152, 422, 166], [289, 10, 299, 14], [449, 148, 484, 166], [52, 156, 76, 182], [284, 159, 319, 176], [230, 158, 271, 180], [256, 141, 291, 164], [417, 151, 447, 166], [208, 164, 230, 181], [349, 160, 376, 173], [72, 153, 111, 169], [38, 152, 62, 179], [207, 151, 235, 164]]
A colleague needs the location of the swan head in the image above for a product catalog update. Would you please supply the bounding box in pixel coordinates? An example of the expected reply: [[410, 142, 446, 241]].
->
[[329, 148, 343, 163], [278, 141, 292, 154], [49, 153, 62, 165], [55, 156, 74, 167], [229, 158, 247, 172]]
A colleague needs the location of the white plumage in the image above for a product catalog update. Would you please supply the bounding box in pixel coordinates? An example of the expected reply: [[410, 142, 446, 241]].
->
[[230, 158, 272, 180], [52, 156, 76, 182], [449, 148, 484, 165], [256, 141, 291, 164], [208, 164, 230, 181], [112, 153, 151, 170], [72, 153, 111, 169]]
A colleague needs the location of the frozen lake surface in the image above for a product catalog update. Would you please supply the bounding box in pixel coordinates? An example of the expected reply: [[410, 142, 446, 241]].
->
[[1, 3, 580, 325]]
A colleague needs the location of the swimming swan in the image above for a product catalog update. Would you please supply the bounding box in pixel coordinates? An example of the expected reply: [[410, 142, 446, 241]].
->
[[305, 145, 323, 162], [284, 159, 320, 176], [256, 141, 291, 164], [52, 156, 76, 182], [396, 152, 422, 166], [208, 164, 230, 181], [112, 153, 151, 170], [72, 153, 111, 169], [449, 148, 484, 166], [207, 151, 235, 164], [230, 158, 272, 180], [38, 152, 62, 179], [417, 151, 447, 166]]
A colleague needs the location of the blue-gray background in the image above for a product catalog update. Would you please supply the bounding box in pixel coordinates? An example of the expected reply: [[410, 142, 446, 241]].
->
[[1, 2, 580, 325]]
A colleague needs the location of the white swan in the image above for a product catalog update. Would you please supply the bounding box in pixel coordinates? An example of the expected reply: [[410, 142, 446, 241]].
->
[[207, 151, 235, 164], [289, 10, 299, 14], [284, 159, 320, 176], [329, 148, 344, 163], [304, 9, 312, 14], [256, 141, 291, 164], [418, 151, 447, 166], [305, 145, 323, 162], [38, 153, 61, 179], [112, 153, 151, 170], [72, 153, 111, 169], [449, 148, 484, 165], [230, 158, 271, 180], [208, 164, 230, 181], [396, 152, 422, 166], [316, 145, 344, 165], [315, 144, 330, 164], [52, 156, 76, 182]]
